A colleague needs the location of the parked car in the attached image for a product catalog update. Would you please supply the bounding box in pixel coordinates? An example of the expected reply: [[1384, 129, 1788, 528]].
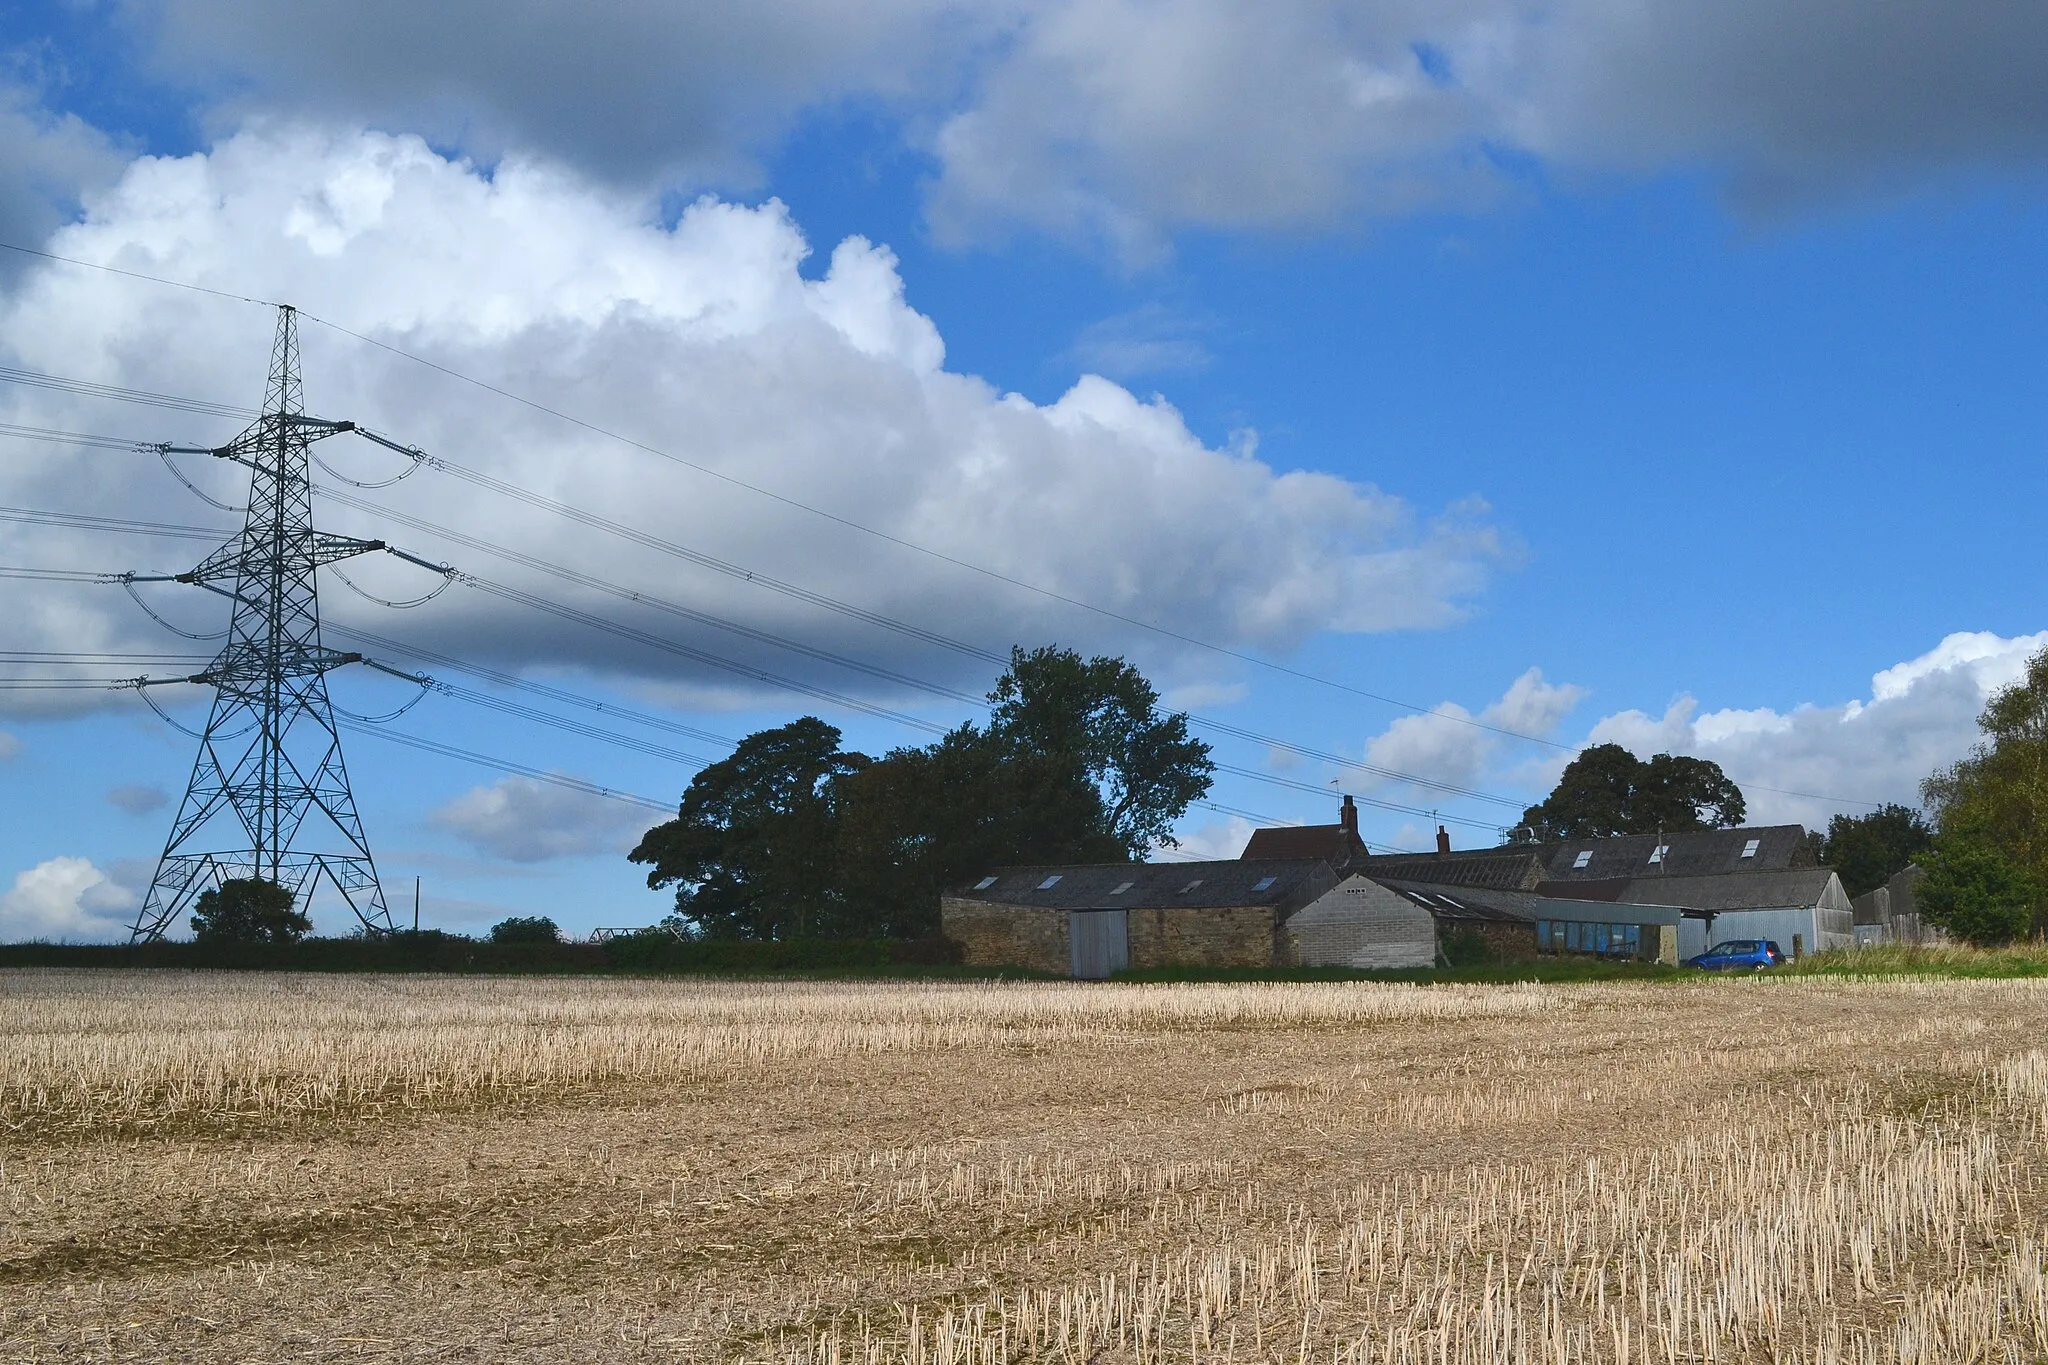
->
[[1684, 939, 1786, 971]]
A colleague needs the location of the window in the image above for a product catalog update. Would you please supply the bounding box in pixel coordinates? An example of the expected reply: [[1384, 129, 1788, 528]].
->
[[1251, 876, 1278, 892], [1037, 875, 1063, 890], [1648, 845, 1669, 865], [1741, 838, 1761, 859], [1178, 879, 1204, 894], [972, 876, 998, 890], [1108, 881, 1134, 896], [1572, 850, 1593, 870]]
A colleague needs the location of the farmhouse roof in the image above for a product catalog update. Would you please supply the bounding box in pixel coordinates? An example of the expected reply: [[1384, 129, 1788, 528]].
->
[[951, 859, 1336, 912], [1360, 824, 1816, 891], [1594, 867, 1841, 913]]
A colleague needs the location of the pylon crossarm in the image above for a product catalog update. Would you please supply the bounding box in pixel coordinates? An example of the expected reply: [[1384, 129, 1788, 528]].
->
[[360, 658, 434, 687], [310, 533, 388, 565]]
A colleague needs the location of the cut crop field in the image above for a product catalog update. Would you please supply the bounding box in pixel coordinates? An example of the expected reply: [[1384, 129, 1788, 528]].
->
[[5, 971, 2048, 1362]]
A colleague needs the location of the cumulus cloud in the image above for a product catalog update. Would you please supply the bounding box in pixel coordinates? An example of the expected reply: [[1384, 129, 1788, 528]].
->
[[1170, 813, 1254, 861], [0, 127, 1502, 721], [0, 75, 127, 278], [87, 2, 2048, 251], [0, 855, 137, 941], [1578, 630, 2048, 830], [431, 777, 653, 863], [1365, 667, 1586, 794], [107, 783, 168, 814], [119, 0, 981, 189]]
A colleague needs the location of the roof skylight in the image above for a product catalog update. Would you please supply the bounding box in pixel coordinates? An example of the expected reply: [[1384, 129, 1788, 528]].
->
[[1108, 881, 1134, 896], [1741, 838, 1761, 858], [1252, 876, 1278, 892], [1037, 874, 1063, 890], [1178, 879, 1204, 894], [1572, 850, 1593, 869], [1649, 845, 1670, 864], [973, 876, 998, 890]]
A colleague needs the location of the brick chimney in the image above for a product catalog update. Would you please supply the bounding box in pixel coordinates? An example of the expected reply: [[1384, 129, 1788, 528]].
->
[[1436, 825, 1451, 855], [1339, 795, 1358, 841]]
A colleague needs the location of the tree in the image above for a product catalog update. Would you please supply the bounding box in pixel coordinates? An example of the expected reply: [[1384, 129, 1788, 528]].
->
[[1923, 645, 2048, 889], [489, 916, 561, 944], [1915, 836, 2044, 945], [629, 717, 866, 939], [1820, 804, 1932, 898], [1519, 744, 1746, 840], [833, 723, 1125, 934], [190, 877, 311, 944], [984, 645, 1214, 858]]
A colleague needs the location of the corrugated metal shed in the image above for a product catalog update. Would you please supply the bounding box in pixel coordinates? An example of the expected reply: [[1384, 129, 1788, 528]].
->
[[1372, 878, 1685, 927]]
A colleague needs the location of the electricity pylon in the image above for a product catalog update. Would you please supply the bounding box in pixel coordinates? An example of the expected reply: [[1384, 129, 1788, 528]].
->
[[130, 305, 414, 941]]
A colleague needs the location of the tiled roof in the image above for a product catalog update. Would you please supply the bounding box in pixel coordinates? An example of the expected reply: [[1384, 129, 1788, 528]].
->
[[949, 859, 1337, 912], [1239, 825, 1367, 863]]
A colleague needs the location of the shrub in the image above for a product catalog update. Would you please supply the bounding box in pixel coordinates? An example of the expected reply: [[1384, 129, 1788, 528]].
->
[[488, 916, 562, 945], [191, 878, 311, 945], [1917, 839, 2045, 946]]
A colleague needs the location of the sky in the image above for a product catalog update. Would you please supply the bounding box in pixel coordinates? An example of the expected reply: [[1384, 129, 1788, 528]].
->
[[1, 0, 2045, 941]]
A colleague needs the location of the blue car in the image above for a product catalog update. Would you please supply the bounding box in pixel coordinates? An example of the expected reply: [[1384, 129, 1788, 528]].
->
[[1685, 939, 1786, 971]]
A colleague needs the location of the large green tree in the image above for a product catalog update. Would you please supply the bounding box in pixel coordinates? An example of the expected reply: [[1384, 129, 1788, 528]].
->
[[1518, 743, 1746, 840], [834, 724, 1126, 934], [629, 647, 1212, 940], [984, 645, 1213, 859], [190, 877, 310, 944], [629, 717, 866, 939], [1820, 804, 1932, 898], [1917, 645, 2048, 941]]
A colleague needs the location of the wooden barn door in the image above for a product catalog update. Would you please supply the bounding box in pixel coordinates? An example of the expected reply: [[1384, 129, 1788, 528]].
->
[[1068, 910, 1129, 979]]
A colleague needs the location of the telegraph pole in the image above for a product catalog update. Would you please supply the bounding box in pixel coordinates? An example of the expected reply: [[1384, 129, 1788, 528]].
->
[[130, 306, 419, 940]]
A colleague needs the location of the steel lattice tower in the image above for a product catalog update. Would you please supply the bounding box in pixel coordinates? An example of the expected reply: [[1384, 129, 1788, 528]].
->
[[131, 306, 398, 940]]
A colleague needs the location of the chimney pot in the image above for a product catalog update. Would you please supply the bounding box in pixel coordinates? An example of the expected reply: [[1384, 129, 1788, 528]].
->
[[1436, 825, 1451, 856]]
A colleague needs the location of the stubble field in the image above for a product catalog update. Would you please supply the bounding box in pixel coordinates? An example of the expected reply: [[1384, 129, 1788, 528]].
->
[[4, 969, 2048, 1363]]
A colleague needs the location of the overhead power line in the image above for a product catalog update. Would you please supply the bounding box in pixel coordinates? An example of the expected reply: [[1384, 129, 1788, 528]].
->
[[0, 319, 1887, 815], [0, 254, 1582, 752]]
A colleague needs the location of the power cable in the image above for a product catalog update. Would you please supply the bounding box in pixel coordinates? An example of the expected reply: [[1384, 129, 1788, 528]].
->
[[0, 503, 230, 541], [336, 721, 674, 812], [0, 363, 1890, 814], [327, 626, 737, 750]]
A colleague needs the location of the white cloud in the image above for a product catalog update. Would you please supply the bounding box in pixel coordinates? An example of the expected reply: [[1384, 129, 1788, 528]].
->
[[0, 76, 127, 278], [1579, 630, 2048, 829], [431, 777, 653, 863], [107, 783, 168, 814], [29, 2, 2041, 262], [1170, 813, 1253, 860], [1068, 304, 1214, 380], [0, 856, 137, 941], [0, 126, 1504, 721], [1365, 666, 1585, 793]]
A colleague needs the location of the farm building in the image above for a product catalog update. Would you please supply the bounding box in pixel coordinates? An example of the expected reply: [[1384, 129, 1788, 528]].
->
[[941, 860, 1339, 978], [1362, 824, 1821, 892], [1237, 794, 1372, 868], [1851, 865, 1940, 946]]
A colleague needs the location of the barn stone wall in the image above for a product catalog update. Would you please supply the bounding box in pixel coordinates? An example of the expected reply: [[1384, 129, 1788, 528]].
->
[[1124, 905, 1279, 970], [940, 899, 1068, 974]]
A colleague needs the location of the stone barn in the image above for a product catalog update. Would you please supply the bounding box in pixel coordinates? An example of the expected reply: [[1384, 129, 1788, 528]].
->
[[942, 860, 1338, 978]]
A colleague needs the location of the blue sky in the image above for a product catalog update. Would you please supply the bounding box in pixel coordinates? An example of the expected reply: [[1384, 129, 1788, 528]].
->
[[2, 1, 2046, 939]]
